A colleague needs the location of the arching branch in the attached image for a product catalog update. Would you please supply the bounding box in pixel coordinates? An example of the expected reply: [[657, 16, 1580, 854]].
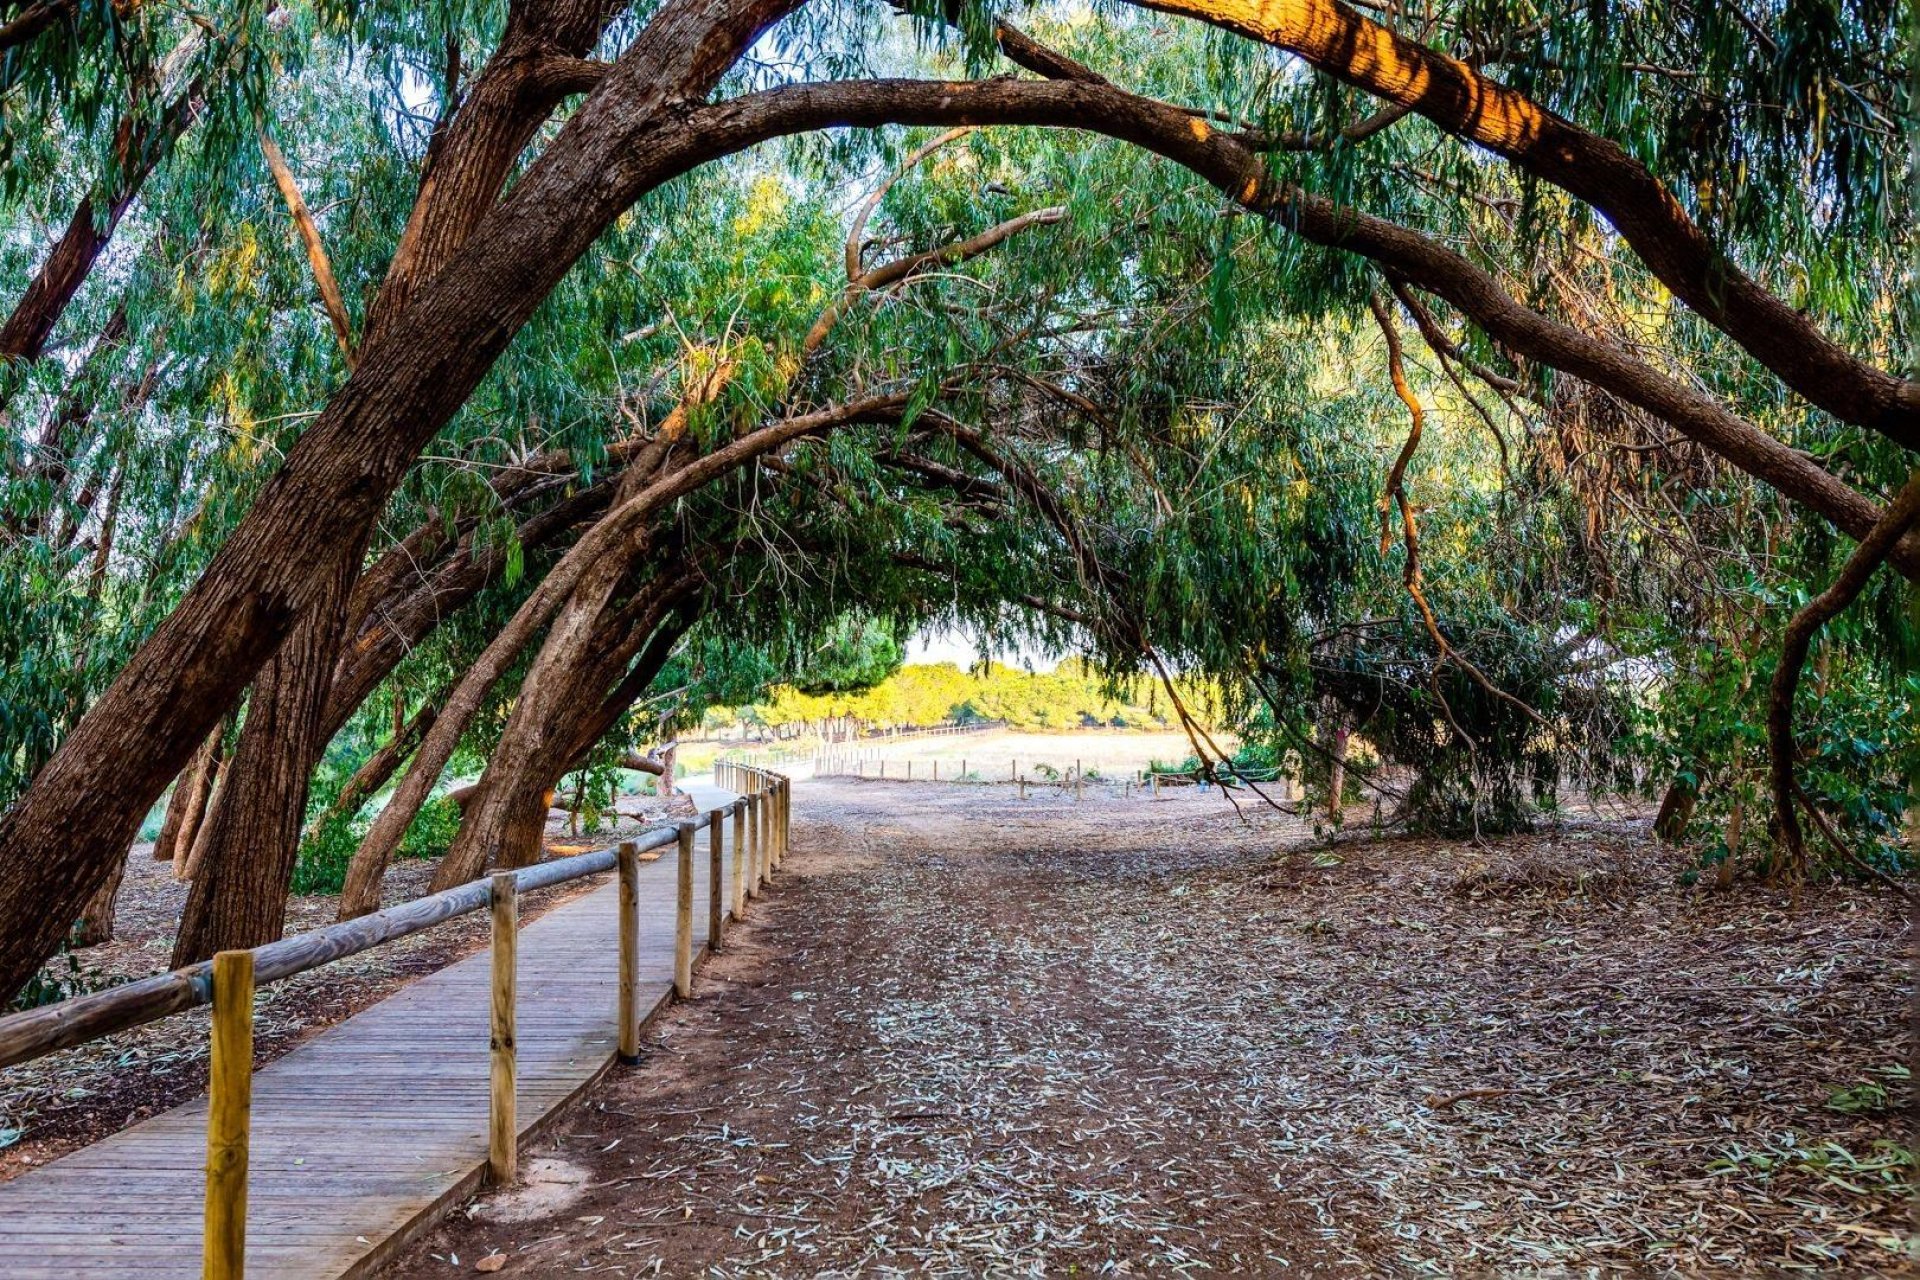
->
[[1767, 473, 1920, 872]]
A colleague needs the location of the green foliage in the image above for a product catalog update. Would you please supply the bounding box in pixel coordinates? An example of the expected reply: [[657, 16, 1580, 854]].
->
[[399, 796, 465, 862], [291, 811, 359, 897]]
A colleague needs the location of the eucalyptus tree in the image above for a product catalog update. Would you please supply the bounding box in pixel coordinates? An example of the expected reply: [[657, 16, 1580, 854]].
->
[[0, 0, 1911, 993]]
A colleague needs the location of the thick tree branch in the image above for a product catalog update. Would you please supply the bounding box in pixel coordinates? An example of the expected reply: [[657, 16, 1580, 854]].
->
[[1767, 472, 1920, 869], [1106, 0, 1920, 444]]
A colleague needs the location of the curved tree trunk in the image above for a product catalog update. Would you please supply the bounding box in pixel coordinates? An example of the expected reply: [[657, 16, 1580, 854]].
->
[[431, 590, 699, 890], [427, 560, 668, 892], [152, 726, 222, 862], [169, 733, 227, 879], [72, 848, 129, 947], [171, 568, 354, 965]]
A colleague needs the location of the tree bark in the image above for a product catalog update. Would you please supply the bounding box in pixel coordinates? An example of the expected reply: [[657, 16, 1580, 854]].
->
[[261, 128, 355, 365], [71, 848, 128, 947], [170, 562, 356, 964], [165, 727, 225, 876], [428, 573, 698, 890], [1653, 774, 1697, 843], [1327, 714, 1349, 822]]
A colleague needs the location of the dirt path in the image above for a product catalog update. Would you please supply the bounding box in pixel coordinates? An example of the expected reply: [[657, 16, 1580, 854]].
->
[[391, 780, 1910, 1276]]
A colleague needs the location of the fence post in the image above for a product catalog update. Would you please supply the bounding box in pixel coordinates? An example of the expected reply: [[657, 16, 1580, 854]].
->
[[1151, 771, 1160, 799], [756, 787, 770, 884], [759, 790, 772, 890], [617, 842, 639, 1064], [778, 780, 789, 864], [708, 808, 723, 949], [489, 873, 518, 1185], [731, 801, 748, 917], [674, 822, 695, 998], [204, 949, 254, 1280], [769, 781, 781, 869], [745, 796, 762, 901]]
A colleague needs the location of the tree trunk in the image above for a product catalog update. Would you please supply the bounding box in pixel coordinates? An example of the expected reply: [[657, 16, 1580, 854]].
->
[[1653, 773, 1698, 842], [1326, 714, 1349, 822], [174, 768, 222, 882], [300, 703, 438, 844], [427, 557, 661, 892], [430, 592, 698, 892], [71, 849, 129, 947], [171, 567, 355, 965], [168, 730, 226, 877], [152, 725, 221, 862], [0, 0, 792, 998]]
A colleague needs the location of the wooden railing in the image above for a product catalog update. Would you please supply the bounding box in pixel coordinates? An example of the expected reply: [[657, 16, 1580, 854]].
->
[[0, 764, 792, 1279]]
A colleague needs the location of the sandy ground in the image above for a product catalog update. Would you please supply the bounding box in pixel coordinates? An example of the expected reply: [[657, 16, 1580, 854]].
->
[[0, 794, 697, 1182], [815, 728, 1233, 784], [389, 779, 1912, 1276]]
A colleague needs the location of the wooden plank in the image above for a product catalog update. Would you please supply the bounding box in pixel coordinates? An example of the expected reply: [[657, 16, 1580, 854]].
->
[[0, 784, 752, 1279]]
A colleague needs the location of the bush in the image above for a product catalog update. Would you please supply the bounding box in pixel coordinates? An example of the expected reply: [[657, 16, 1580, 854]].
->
[[291, 792, 466, 896], [292, 810, 360, 895], [400, 794, 464, 862]]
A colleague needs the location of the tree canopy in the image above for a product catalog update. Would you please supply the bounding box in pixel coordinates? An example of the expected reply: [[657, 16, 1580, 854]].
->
[[0, 0, 1912, 996]]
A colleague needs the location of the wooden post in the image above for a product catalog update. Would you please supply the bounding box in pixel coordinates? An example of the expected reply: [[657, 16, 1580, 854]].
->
[[1018, 777, 1026, 800], [745, 797, 762, 901], [617, 842, 639, 1064], [1151, 772, 1160, 799], [204, 949, 254, 1280], [674, 822, 694, 998], [757, 789, 770, 883], [906, 760, 912, 781], [708, 808, 723, 949], [760, 789, 771, 886], [489, 873, 517, 1185], [731, 801, 747, 918], [772, 781, 784, 868]]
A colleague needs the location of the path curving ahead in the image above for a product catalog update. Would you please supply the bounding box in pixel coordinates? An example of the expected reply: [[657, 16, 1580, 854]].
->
[[0, 786, 747, 1279]]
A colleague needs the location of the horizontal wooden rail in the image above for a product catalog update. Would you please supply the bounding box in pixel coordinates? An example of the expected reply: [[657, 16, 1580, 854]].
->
[[0, 822, 692, 1072]]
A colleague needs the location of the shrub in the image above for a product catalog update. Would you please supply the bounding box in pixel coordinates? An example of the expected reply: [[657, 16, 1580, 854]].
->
[[400, 794, 464, 862]]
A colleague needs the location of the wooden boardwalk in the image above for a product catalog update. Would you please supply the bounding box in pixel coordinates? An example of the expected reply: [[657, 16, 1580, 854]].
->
[[0, 788, 748, 1278]]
